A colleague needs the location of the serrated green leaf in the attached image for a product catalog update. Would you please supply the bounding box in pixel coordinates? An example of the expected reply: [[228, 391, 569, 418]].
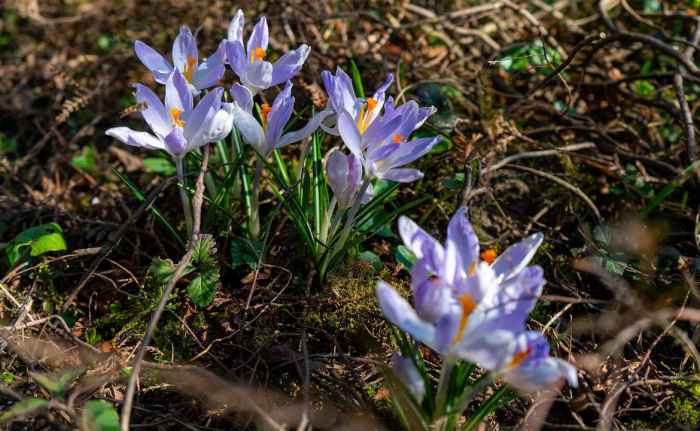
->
[[231, 238, 265, 270], [28, 367, 84, 400], [0, 397, 48, 421], [149, 257, 195, 284], [192, 236, 216, 267], [143, 158, 176, 176], [187, 268, 219, 307], [82, 401, 120, 431], [14, 223, 67, 257], [395, 245, 417, 270]]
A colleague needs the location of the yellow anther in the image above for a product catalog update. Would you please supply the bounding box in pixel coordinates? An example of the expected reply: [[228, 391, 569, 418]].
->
[[480, 249, 498, 265], [357, 97, 378, 133], [392, 134, 404, 144], [468, 261, 476, 276], [509, 348, 532, 368], [182, 56, 197, 83], [169, 108, 185, 128], [260, 103, 272, 131], [451, 295, 477, 345], [250, 47, 266, 63]]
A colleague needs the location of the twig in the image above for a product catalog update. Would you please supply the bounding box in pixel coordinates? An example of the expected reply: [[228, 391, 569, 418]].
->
[[504, 33, 606, 116], [120, 146, 210, 431], [481, 142, 595, 175]]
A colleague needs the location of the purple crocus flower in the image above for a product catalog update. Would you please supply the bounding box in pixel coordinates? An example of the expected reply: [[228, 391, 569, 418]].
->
[[325, 151, 375, 210], [135, 27, 226, 95], [376, 207, 547, 370], [337, 97, 441, 183], [392, 352, 426, 402], [226, 10, 310, 95], [320, 67, 393, 136], [500, 331, 579, 392], [229, 82, 330, 157], [106, 70, 234, 160]]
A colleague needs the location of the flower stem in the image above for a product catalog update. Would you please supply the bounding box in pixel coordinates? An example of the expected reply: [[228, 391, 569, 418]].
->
[[328, 177, 372, 262], [176, 157, 193, 236], [434, 361, 452, 419], [249, 158, 264, 240], [318, 196, 338, 253]]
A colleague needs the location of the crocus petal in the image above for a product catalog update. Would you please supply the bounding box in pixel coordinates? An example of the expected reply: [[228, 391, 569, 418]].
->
[[134, 41, 173, 79], [229, 83, 254, 113], [376, 168, 423, 183], [191, 64, 225, 92], [491, 232, 544, 281], [172, 27, 198, 73], [270, 44, 310, 87], [326, 150, 352, 210], [185, 103, 234, 153], [412, 265, 457, 323], [398, 216, 444, 269], [225, 40, 247, 78], [152, 70, 173, 85], [264, 81, 294, 152], [275, 109, 332, 152], [446, 207, 480, 275], [381, 136, 441, 171], [392, 352, 426, 402], [133, 83, 171, 140], [337, 113, 364, 161], [246, 17, 269, 57], [183, 87, 222, 144], [106, 127, 165, 151], [164, 127, 187, 158], [376, 282, 436, 346], [232, 105, 265, 152], [360, 182, 375, 204], [228, 10, 245, 43], [241, 60, 273, 95], [165, 69, 193, 116], [450, 328, 519, 370]]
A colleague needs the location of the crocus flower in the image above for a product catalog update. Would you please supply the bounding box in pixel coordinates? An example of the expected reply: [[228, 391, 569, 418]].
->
[[226, 10, 310, 95], [376, 207, 547, 370], [325, 151, 374, 210], [229, 82, 329, 157], [320, 67, 393, 136], [106, 70, 234, 160], [337, 98, 441, 183], [392, 352, 426, 402], [135, 27, 226, 95], [500, 331, 579, 392]]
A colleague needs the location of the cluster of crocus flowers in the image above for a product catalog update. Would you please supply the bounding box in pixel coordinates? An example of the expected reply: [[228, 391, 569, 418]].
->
[[376, 207, 578, 401]]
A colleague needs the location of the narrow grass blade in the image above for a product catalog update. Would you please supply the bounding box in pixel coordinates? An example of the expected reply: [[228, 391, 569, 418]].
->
[[638, 159, 700, 220], [350, 60, 365, 99]]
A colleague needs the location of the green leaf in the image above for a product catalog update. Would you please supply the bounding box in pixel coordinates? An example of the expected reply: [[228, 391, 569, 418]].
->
[[82, 401, 120, 431], [187, 268, 219, 307], [395, 245, 417, 270], [143, 158, 176, 176], [192, 235, 216, 267], [0, 397, 48, 421], [350, 60, 365, 99], [9, 223, 67, 264], [72, 146, 96, 171], [149, 257, 195, 284], [230, 238, 265, 270], [29, 367, 84, 400], [109, 302, 122, 314], [359, 250, 382, 272]]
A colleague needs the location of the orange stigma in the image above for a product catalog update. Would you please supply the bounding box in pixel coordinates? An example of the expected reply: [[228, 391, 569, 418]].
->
[[169, 108, 185, 128], [357, 97, 378, 133], [392, 134, 404, 144], [480, 249, 498, 265], [260, 103, 272, 131], [183, 56, 197, 83], [250, 47, 266, 63], [509, 347, 532, 368], [451, 295, 477, 345]]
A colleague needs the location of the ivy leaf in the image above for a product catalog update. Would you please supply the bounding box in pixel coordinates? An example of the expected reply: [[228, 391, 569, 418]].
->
[[28, 367, 84, 400], [395, 245, 417, 270], [187, 268, 219, 307], [14, 223, 67, 258], [149, 257, 195, 284], [192, 235, 216, 267], [82, 401, 120, 431], [231, 238, 265, 270], [0, 397, 48, 421]]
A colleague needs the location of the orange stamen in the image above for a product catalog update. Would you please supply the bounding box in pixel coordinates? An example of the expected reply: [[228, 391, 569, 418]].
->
[[183, 56, 197, 83], [451, 295, 477, 345], [509, 347, 532, 368], [468, 262, 476, 276], [169, 108, 185, 128], [260, 103, 272, 131], [357, 97, 378, 133], [393, 134, 404, 144], [250, 47, 267, 63], [480, 249, 498, 265]]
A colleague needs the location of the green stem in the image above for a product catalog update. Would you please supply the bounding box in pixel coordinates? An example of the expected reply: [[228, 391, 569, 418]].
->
[[250, 158, 264, 240], [434, 361, 452, 420], [328, 177, 372, 261], [176, 157, 193, 236], [461, 382, 509, 431]]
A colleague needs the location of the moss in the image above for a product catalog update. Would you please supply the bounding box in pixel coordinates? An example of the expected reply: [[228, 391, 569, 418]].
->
[[625, 372, 700, 429]]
